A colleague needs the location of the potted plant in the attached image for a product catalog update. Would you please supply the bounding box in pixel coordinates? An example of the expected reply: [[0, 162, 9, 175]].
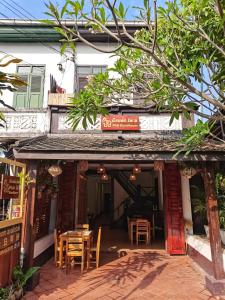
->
[[0, 287, 10, 300], [218, 194, 225, 244], [190, 185, 208, 235], [12, 266, 39, 299], [192, 173, 225, 244]]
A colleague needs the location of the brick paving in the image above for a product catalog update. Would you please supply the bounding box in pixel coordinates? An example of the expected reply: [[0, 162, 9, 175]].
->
[[23, 249, 223, 300]]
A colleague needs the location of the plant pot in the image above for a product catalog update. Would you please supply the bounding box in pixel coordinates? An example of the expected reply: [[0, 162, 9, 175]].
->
[[8, 294, 16, 300], [14, 288, 23, 299], [25, 270, 40, 292], [204, 225, 209, 238]]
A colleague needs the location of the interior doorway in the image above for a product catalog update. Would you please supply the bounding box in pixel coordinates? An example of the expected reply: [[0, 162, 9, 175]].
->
[[86, 163, 165, 255]]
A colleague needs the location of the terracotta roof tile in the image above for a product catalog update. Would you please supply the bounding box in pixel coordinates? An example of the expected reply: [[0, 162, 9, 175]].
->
[[14, 133, 225, 153]]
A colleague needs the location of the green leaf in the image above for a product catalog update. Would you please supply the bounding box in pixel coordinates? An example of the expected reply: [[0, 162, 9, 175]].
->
[[60, 43, 67, 55], [99, 7, 106, 23], [61, 2, 68, 18], [118, 2, 125, 19]]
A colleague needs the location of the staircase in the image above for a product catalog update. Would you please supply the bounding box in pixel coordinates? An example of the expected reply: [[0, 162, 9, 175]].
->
[[113, 171, 155, 202], [113, 171, 137, 201], [112, 171, 156, 228]]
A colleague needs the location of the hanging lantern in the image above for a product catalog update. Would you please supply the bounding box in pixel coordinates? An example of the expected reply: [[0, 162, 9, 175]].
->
[[48, 164, 62, 177], [133, 164, 141, 174], [129, 173, 136, 181], [97, 164, 105, 174], [154, 161, 164, 171], [180, 167, 197, 179], [101, 173, 109, 181], [78, 160, 88, 172]]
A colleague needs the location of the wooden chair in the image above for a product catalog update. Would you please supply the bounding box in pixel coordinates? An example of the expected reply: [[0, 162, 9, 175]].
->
[[136, 219, 150, 245], [76, 224, 89, 230], [54, 229, 61, 267], [65, 232, 85, 273], [90, 227, 102, 268]]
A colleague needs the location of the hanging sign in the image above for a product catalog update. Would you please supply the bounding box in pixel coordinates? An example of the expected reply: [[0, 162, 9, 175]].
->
[[0, 224, 21, 256], [101, 115, 140, 131], [0, 175, 20, 199]]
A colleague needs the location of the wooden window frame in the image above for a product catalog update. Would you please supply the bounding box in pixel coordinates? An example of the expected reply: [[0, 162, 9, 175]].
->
[[76, 65, 107, 92], [0, 158, 26, 229], [13, 64, 45, 109]]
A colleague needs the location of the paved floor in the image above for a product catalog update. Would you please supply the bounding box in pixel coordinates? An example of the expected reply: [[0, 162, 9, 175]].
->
[[24, 249, 221, 300]]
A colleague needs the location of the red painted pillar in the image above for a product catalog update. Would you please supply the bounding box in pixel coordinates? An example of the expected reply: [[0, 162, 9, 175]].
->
[[164, 163, 186, 255]]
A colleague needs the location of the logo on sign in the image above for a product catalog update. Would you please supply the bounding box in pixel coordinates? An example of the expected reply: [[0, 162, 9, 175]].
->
[[101, 115, 140, 131], [0, 175, 20, 199]]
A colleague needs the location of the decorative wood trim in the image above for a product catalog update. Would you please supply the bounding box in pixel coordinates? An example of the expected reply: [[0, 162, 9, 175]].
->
[[0, 218, 22, 229], [0, 157, 26, 168], [13, 150, 225, 161], [23, 161, 37, 268]]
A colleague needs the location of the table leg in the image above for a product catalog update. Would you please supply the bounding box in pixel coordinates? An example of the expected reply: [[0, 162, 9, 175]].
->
[[131, 223, 133, 245], [59, 238, 63, 268], [86, 239, 90, 269]]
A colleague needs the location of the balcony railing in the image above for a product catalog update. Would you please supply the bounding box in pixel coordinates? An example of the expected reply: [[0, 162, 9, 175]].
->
[[48, 93, 74, 106], [0, 110, 48, 137]]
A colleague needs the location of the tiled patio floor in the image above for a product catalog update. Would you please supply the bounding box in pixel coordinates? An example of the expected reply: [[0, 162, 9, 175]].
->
[[23, 249, 223, 300]]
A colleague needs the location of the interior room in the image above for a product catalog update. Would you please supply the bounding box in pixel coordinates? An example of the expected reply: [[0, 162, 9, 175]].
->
[[86, 163, 165, 259]]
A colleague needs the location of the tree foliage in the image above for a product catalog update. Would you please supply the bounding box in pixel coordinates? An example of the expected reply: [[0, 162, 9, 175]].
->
[[0, 55, 27, 127], [45, 0, 225, 151]]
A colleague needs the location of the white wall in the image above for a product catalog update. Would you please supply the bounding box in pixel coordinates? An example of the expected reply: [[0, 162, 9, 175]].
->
[[114, 179, 128, 221], [0, 42, 117, 108], [58, 113, 183, 131], [87, 175, 99, 217], [181, 176, 193, 234], [186, 235, 225, 272], [33, 233, 54, 258]]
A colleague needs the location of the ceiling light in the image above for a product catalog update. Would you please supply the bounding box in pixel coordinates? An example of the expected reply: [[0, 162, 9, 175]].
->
[[97, 164, 105, 174], [101, 173, 109, 181], [129, 173, 136, 181], [133, 164, 141, 174]]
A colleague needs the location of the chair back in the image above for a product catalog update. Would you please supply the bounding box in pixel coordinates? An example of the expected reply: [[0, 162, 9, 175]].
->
[[136, 219, 150, 232], [76, 224, 89, 230], [66, 232, 84, 253], [54, 229, 61, 247]]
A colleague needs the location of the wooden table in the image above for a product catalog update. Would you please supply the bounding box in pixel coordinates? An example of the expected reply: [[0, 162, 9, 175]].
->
[[59, 230, 93, 268], [128, 217, 154, 244]]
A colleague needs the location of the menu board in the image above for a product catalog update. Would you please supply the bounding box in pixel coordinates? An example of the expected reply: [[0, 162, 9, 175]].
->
[[0, 175, 20, 199], [0, 224, 21, 256]]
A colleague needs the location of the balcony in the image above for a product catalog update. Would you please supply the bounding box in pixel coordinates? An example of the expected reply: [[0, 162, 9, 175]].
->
[[0, 110, 49, 138], [48, 93, 74, 106]]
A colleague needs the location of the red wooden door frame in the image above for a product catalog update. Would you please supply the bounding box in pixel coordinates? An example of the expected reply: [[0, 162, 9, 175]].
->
[[164, 163, 186, 255]]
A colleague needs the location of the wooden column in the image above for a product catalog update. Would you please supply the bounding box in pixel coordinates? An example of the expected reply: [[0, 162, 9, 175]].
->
[[75, 161, 88, 225], [23, 161, 37, 268], [203, 163, 225, 280], [57, 162, 76, 232]]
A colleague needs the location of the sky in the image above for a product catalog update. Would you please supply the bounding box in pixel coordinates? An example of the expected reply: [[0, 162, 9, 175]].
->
[[0, 0, 167, 20]]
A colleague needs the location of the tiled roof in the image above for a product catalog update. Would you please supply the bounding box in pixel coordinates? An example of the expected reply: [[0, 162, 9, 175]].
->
[[14, 133, 225, 153]]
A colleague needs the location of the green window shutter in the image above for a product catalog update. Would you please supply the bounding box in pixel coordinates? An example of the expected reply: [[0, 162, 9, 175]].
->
[[13, 74, 29, 108], [14, 65, 45, 109], [29, 74, 44, 108]]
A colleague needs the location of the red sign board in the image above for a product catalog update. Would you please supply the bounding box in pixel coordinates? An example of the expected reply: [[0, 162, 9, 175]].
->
[[101, 115, 140, 131], [0, 175, 20, 199]]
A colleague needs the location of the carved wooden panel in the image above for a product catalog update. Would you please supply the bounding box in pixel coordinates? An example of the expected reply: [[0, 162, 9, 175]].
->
[[34, 164, 52, 240], [57, 163, 76, 232]]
